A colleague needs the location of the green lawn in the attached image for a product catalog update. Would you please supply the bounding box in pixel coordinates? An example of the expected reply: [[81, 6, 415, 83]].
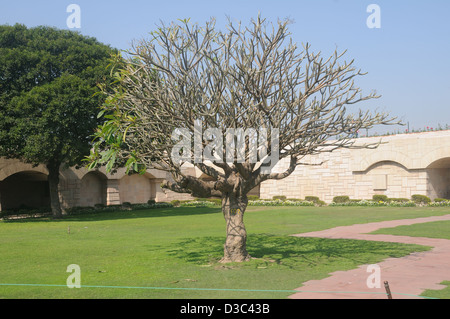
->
[[371, 220, 450, 240], [0, 206, 448, 299]]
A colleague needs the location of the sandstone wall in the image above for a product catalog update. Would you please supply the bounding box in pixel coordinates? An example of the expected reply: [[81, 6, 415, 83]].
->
[[260, 131, 450, 202], [1, 130, 450, 210]]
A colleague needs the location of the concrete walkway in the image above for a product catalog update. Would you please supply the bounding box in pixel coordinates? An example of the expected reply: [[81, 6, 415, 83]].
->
[[289, 214, 450, 299]]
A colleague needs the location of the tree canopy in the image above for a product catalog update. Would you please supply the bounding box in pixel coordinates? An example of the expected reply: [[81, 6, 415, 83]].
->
[[88, 16, 399, 261], [0, 24, 116, 217]]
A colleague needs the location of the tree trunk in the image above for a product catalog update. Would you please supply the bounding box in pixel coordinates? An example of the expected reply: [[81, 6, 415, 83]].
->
[[220, 193, 250, 263], [46, 162, 63, 219]]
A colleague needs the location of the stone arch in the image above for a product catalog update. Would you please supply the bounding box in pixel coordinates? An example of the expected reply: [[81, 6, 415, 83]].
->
[[78, 171, 107, 207], [426, 157, 450, 200], [118, 172, 155, 204], [362, 160, 418, 199], [356, 150, 412, 173], [365, 160, 409, 173], [421, 147, 450, 169], [0, 163, 48, 181], [0, 170, 50, 211]]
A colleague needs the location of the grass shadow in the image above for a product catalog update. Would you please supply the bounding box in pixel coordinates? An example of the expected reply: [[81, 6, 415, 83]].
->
[[1, 207, 222, 223], [167, 234, 430, 270]]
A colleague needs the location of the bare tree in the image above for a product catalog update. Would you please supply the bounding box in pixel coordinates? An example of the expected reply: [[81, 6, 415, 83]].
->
[[89, 16, 398, 262]]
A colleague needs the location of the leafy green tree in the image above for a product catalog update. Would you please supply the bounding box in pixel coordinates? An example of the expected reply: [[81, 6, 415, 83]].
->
[[0, 24, 116, 218]]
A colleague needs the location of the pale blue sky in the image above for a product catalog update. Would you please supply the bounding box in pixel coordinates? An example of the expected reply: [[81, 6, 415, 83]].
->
[[1, 0, 449, 135]]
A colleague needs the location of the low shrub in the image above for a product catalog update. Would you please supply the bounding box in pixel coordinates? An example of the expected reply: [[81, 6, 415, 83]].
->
[[0, 206, 52, 218], [170, 200, 181, 207], [248, 199, 314, 207], [247, 195, 260, 201], [430, 198, 450, 206], [65, 206, 99, 215], [131, 203, 152, 210], [332, 196, 350, 203], [305, 196, 320, 203], [3, 202, 173, 219], [179, 200, 217, 207], [195, 198, 222, 205], [272, 195, 287, 201], [373, 195, 389, 202], [330, 200, 416, 207], [315, 200, 327, 207], [388, 198, 410, 203], [147, 199, 156, 205], [411, 194, 431, 204], [388, 201, 416, 207], [121, 202, 132, 210]]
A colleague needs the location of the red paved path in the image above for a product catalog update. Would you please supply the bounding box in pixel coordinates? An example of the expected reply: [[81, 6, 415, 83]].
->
[[289, 214, 450, 299]]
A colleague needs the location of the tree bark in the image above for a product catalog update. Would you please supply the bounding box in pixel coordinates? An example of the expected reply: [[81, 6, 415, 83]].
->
[[46, 162, 63, 219], [220, 193, 250, 263]]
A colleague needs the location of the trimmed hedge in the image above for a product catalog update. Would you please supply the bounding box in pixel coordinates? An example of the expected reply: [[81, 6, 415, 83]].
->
[[170, 200, 181, 207], [64, 202, 173, 215], [3, 194, 447, 220], [332, 196, 350, 203], [330, 200, 416, 207], [373, 195, 389, 202], [411, 194, 431, 204], [388, 198, 410, 203], [248, 199, 314, 207], [305, 196, 320, 203]]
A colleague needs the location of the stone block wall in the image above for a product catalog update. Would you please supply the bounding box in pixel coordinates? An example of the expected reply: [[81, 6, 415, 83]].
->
[[1, 131, 450, 210], [260, 131, 450, 202]]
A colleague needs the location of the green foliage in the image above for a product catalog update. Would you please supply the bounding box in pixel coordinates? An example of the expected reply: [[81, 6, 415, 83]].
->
[[372, 194, 389, 202], [248, 199, 314, 207], [0, 24, 116, 167], [0, 206, 51, 218], [434, 198, 449, 203], [329, 200, 416, 207], [429, 200, 450, 207], [170, 200, 181, 207], [411, 194, 431, 204], [332, 196, 350, 203], [121, 202, 132, 209], [315, 200, 327, 207], [63, 202, 173, 216], [389, 198, 410, 203], [247, 195, 260, 201], [272, 196, 287, 201], [195, 198, 222, 206], [86, 53, 157, 174], [305, 196, 320, 203], [179, 200, 218, 208]]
